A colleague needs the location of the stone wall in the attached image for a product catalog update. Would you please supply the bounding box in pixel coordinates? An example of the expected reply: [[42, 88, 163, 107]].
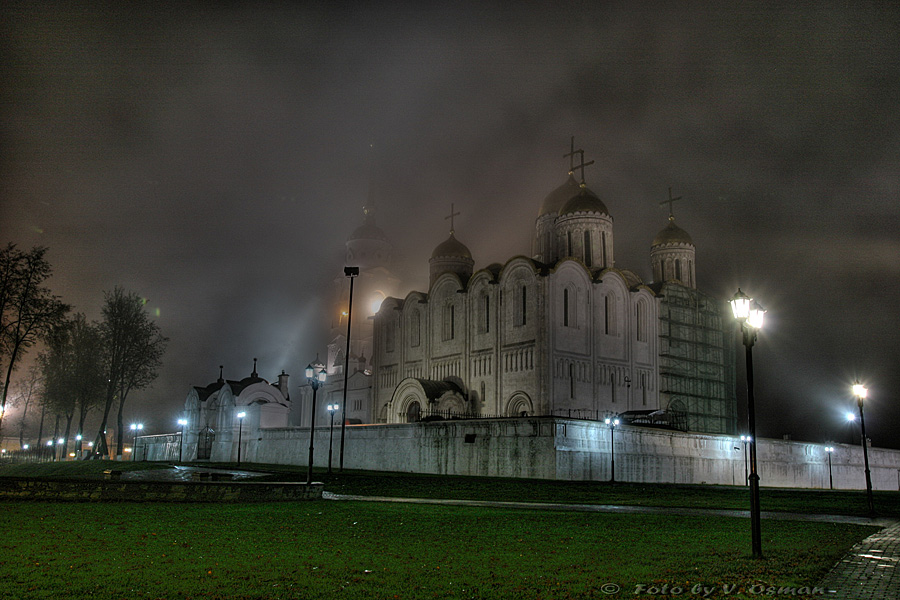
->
[[138, 417, 900, 490]]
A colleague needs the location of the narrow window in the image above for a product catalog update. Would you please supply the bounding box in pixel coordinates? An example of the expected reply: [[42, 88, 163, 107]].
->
[[563, 288, 569, 327], [450, 305, 455, 340], [483, 295, 490, 334], [675, 259, 682, 282], [636, 302, 646, 342], [567, 231, 573, 257], [604, 296, 610, 334], [601, 231, 607, 267], [610, 373, 616, 403], [521, 286, 527, 326], [411, 312, 421, 347], [584, 231, 592, 267]]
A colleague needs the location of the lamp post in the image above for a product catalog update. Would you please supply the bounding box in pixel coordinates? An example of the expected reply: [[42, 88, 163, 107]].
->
[[236, 412, 246, 466], [177, 418, 187, 462], [130, 423, 143, 461], [730, 288, 765, 558], [825, 446, 834, 490], [326, 403, 339, 473], [604, 417, 619, 483], [740, 435, 751, 486], [340, 266, 359, 472], [852, 382, 875, 515], [305, 363, 327, 485]]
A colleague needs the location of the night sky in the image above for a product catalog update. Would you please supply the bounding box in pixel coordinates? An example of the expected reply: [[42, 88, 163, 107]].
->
[[2, 3, 899, 449]]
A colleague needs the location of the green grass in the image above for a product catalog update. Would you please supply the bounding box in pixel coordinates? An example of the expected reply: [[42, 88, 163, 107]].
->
[[0, 500, 874, 600]]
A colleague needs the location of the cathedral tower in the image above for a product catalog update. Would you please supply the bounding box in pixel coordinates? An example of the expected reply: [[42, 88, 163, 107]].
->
[[650, 189, 695, 288]]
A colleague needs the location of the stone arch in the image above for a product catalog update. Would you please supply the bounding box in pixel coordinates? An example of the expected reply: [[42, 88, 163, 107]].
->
[[504, 392, 534, 417]]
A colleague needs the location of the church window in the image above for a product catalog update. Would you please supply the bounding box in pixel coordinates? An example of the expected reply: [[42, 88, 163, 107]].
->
[[385, 317, 395, 352], [584, 231, 592, 267], [482, 295, 490, 334], [410, 311, 421, 347], [480, 381, 486, 405], [601, 231, 607, 267], [641, 372, 648, 406], [563, 288, 569, 327], [521, 286, 527, 326], [567, 231, 573, 257], [443, 304, 455, 340], [604, 296, 610, 334], [675, 259, 682, 282], [636, 301, 646, 342]]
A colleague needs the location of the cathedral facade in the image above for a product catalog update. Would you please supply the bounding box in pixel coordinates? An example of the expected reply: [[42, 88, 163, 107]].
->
[[368, 151, 736, 433]]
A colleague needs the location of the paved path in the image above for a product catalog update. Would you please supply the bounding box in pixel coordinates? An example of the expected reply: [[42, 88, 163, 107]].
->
[[325, 493, 900, 599], [818, 521, 900, 599]]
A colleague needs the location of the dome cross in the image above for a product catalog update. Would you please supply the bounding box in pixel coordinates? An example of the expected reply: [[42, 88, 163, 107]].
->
[[445, 203, 461, 235], [660, 187, 684, 221]]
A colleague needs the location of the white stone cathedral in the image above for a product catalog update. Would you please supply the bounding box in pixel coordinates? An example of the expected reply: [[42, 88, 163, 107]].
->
[[367, 147, 736, 433]]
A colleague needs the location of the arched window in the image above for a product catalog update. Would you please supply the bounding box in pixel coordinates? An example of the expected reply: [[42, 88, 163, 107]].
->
[[583, 231, 592, 267], [635, 301, 646, 342], [410, 311, 421, 347], [675, 259, 682, 282], [482, 294, 490, 334], [563, 288, 569, 327]]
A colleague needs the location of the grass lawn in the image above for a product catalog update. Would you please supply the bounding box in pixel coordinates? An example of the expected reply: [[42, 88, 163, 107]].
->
[[0, 500, 874, 600]]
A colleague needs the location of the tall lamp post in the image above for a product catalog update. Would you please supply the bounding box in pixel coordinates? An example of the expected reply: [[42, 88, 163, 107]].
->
[[130, 423, 143, 461], [236, 412, 246, 466], [177, 418, 187, 462], [339, 266, 359, 471], [604, 416, 619, 483], [730, 288, 765, 558], [740, 435, 751, 486], [305, 363, 327, 485], [824, 446, 834, 490], [852, 382, 875, 515], [326, 403, 339, 473]]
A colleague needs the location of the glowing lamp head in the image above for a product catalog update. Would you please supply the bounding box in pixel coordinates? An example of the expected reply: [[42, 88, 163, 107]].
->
[[852, 382, 867, 400], [747, 301, 765, 330], [178, 418, 187, 426], [237, 412, 246, 420], [730, 288, 751, 321], [825, 446, 834, 453], [846, 412, 856, 422]]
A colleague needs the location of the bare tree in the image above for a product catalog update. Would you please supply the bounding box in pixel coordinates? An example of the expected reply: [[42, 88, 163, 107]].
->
[[38, 314, 105, 458], [93, 288, 167, 458], [0, 244, 69, 437], [9, 363, 42, 448]]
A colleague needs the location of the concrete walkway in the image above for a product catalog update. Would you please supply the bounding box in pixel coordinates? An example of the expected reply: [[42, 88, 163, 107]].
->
[[325, 493, 900, 599]]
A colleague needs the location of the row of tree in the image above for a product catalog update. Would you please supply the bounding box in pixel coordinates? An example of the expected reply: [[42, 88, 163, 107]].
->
[[0, 243, 168, 458]]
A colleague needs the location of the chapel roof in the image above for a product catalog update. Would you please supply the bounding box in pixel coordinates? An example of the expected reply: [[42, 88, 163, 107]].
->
[[431, 232, 472, 260], [539, 173, 585, 217], [652, 218, 694, 246], [558, 186, 610, 217], [349, 213, 388, 242]]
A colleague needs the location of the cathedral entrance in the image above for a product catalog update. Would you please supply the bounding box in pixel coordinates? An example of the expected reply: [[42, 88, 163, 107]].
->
[[406, 401, 421, 423], [197, 426, 215, 460]]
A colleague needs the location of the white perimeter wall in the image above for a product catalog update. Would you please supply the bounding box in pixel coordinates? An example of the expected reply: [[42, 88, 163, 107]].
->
[[143, 417, 900, 490]]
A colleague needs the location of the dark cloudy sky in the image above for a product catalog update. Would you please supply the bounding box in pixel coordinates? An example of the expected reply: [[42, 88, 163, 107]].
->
[[2, 2, 899, 449]]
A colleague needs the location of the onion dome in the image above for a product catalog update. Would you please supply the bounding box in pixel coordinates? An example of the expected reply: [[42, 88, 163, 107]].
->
[[652, 218, 693, 247], [559, 186, 609, 217], [431, 232, 472, 260], [539, 173, 583, 217]]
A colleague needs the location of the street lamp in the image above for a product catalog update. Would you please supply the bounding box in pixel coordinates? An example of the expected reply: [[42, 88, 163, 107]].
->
[[326, 403, 339, 474], [730, 288, 765, 558], [740, 435, 751, 486], [177, 418, 187, 462], [236, 412, 246, 466], [305, 363, 328, 485], [852, 382, 875, 515], [130, 423, 143, 461], [604, 416, 620, 483], [340, 265, 359, 472], [824, 446, 834, 490]]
